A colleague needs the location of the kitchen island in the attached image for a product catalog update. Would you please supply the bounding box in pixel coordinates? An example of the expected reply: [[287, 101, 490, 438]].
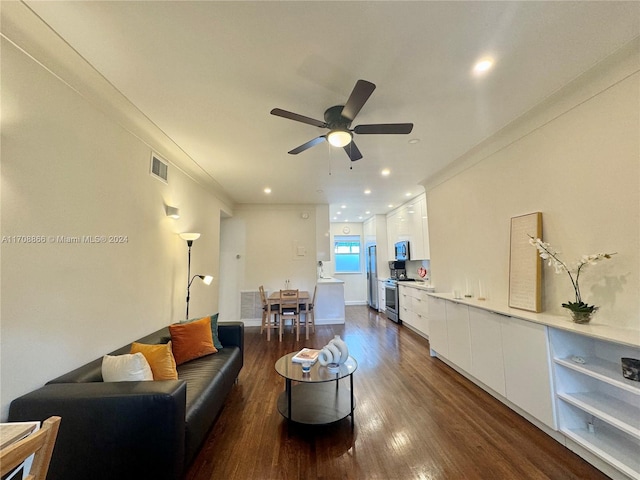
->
[[315, 277, 345, 324]]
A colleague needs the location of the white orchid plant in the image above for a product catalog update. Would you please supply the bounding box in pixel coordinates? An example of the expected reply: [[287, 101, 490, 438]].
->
[[528, 236, 616, 314]]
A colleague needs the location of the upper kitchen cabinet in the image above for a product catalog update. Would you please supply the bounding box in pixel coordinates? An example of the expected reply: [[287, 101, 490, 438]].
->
[[386, 193, 430, 260]]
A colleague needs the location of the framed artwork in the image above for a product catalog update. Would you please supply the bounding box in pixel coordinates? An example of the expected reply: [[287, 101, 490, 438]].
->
[[508, 212, 542, 312]]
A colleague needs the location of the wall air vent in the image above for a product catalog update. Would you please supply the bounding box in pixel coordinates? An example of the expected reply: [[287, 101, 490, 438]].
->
[[150, 153, 168, 183], [240, 290, 262, 320]]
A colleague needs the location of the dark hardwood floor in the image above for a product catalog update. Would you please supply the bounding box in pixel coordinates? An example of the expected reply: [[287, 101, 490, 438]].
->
[[186, 306, 609, 480]]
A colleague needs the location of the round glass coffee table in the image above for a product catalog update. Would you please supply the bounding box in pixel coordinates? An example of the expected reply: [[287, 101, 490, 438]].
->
[[274, 352, 357, 428]]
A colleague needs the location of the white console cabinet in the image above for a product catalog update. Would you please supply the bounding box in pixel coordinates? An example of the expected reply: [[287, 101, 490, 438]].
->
[[502, 315, 556, 429], [468, 307, 506, 396], [427, 296, 447, 356], [427, 292, 640, 479], [430, 299, 555, 429], [549, 328, 640, 479], [445, 301, 472, 372]]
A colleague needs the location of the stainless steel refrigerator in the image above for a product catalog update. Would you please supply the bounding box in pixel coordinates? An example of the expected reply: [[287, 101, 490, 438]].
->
[[367, 245, 378, 309]]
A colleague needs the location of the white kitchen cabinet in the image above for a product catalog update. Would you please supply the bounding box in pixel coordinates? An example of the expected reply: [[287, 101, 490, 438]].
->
[[468, 307, 506, 396], [427, 296, 448, 356], [412, 289, 429, 335], [549, 329, 640, 479], [398, 285, 412, 325], [363, 216, 375, 245], [420, 197, 430, 260], [398, 285, 429, 337], [385, 193, 430, 260], [502, 316, 556, 429], [377, 280, 386, 313], [445, 301, 472, 372], [404, 194, 429, 260], [396, 205, 410, 237], [386, 210, 399, 260]]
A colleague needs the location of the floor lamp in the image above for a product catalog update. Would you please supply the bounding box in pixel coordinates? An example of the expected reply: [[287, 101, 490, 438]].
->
[[179, 233, 213, 319]]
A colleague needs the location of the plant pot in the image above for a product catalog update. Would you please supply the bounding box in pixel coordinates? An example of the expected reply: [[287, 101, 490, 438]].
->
[[570, 310, 594, 324]]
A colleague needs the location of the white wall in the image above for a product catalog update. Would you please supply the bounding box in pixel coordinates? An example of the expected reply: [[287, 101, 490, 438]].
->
[[0, 35, 227, 419], [424, 39, 639, 330], [218, 205, 319, 321]]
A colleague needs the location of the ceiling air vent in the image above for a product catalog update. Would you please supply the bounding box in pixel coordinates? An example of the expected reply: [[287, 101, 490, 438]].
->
[[150, 153, 168, 183]]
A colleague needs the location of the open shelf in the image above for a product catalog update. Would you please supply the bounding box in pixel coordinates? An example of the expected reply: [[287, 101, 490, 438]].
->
[[558, 391, 640, 440], [555, 356, 640, 394], [550, 328, 640, 480], [561, 424, 640, 479]]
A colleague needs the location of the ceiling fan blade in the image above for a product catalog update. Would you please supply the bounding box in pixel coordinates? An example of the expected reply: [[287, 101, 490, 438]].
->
[[288, 136, 326, 155], [341, 80, 376, 121], [270, 108, 327, 128], [343, 141, 363, 161], [353, 123, 414, 135]]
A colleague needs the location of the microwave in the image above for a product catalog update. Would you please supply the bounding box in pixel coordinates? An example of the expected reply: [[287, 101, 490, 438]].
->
[[394, 241, 410, 261]]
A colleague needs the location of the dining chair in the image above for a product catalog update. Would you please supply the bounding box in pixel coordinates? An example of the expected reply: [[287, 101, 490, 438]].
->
[[279, 289, 300, 341], [0, 416, 61, 480], [259, 285, 279, 341], [299, 285, 317, 340]]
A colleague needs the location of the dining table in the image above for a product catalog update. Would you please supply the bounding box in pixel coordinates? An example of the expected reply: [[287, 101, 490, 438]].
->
[[267, 290, 310, 341], [0, 421, 40, 479]]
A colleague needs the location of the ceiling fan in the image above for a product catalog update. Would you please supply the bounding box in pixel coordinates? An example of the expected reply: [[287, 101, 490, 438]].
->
[[270, 80, 413, 161]]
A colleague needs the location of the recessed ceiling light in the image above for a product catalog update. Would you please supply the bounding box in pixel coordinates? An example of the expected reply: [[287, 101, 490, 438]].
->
[[264, 187, 271, 194], [405, 192, 412, 197], [381, 168, 390, 176], [388, 204, 394, 208], [341, 205, 347, 209], [365, 211, 370, 215], [408, 138, 420, 144], [336, 211, 341, 215], [358, 216, 363, 220], [364, 189, 371, 195], [473, 57, 494, 76]]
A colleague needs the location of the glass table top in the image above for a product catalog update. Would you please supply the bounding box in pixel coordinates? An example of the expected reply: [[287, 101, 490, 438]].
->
[[275, 351, 357, 383]]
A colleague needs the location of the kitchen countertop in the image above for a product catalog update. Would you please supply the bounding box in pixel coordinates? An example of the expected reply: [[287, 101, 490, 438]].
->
[[397, 281, 435, 292], [317, 277, 345, 284], [427, 292, 640, 348]]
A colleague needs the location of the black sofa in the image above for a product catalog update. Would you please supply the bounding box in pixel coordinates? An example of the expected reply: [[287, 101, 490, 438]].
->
[[8, 321, 244, 480]]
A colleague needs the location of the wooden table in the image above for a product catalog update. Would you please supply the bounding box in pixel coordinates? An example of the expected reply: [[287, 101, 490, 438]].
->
[[0, 422, 40, 479], [268, 291, 310, 341], [0, 423, 38, 450]]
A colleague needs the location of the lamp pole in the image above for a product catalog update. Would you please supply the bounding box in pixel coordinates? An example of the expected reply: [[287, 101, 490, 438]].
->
[[185, 239, 194, 319]]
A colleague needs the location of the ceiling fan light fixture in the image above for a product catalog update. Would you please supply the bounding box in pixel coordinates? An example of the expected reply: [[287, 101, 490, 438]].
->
[[327, 130, 352, 148]]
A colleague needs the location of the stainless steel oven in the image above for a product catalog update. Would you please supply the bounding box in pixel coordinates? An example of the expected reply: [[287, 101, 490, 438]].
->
[[384, 279, 400, 323]]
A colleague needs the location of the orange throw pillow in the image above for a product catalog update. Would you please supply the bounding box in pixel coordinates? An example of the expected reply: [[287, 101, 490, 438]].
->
[[130, 341, 178, 380], [169, 317, 217, 365]]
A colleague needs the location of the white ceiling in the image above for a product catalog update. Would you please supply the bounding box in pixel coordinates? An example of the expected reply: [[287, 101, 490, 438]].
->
[[25, 1, 640, 221]]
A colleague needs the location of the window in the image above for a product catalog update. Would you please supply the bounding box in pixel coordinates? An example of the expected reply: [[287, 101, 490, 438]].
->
[[334, 235, 361, 273]]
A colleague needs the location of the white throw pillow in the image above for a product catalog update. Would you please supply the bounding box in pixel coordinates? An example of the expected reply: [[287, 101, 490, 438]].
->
[[102, 352, 153, 382]]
